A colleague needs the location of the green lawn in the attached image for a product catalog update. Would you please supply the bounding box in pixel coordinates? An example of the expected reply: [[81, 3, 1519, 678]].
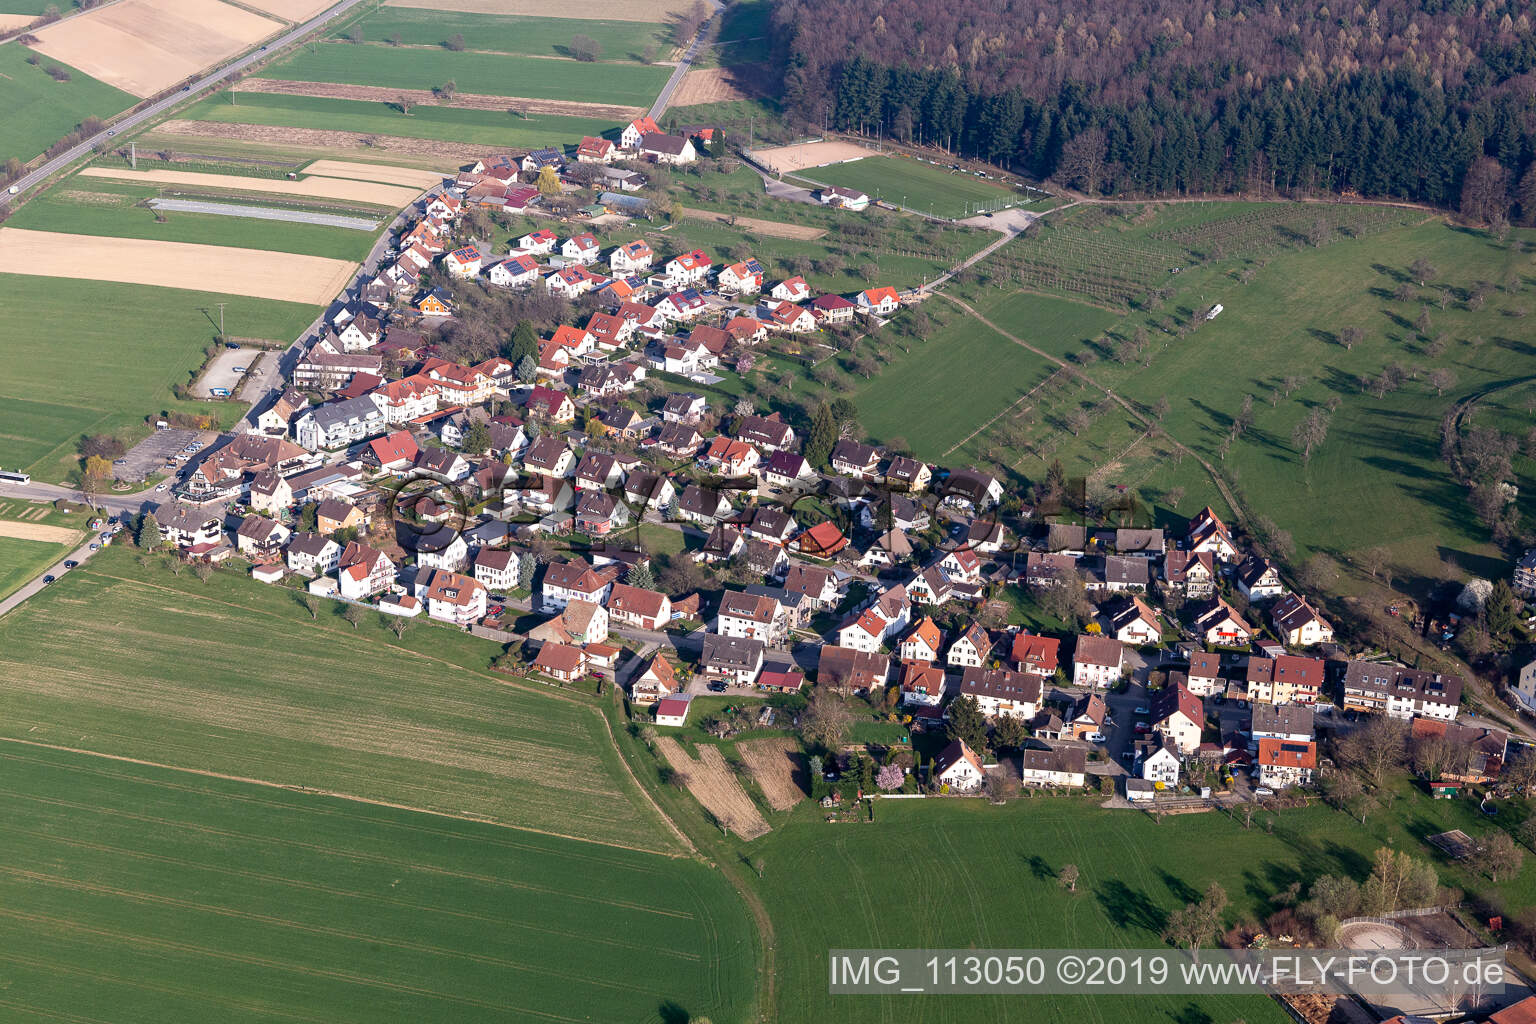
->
[[0, 536, 70, 601], [336, 10, 668, 62], [0, 43, 135, 164], [6, 179, 380, 261], [0, 275, 318, 482], [259, 42, 671, 106], [851, 295, 1117, 458], [0, 742, 756, 1023], [790, 155, 1023, 218], [0, 0, 51, 13], [187, 91, 620, 150], [0, 547, 680, 852]]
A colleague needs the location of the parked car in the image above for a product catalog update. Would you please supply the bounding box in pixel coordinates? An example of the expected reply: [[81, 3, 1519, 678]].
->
[[1254, 787, 1275, 797], [707, 681, 728, 692], [1133, 705, 1150, 715], [1085, 732, 1107, 743], [63, 560, 77, 569], [42, 575, 54, 584], [89, 543, 99, 551], [1134, 723, 1150, 734]]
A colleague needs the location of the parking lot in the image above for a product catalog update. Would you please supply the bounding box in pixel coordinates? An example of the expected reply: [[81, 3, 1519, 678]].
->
[[112, 428, 204, 482], [192, 347, 256, 399]]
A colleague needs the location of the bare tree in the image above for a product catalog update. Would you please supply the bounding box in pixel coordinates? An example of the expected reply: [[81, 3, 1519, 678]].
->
[[1059, 864, 1080, 892], [1336, 716, 1407, 787], [343, 604, 366, 630], [302, 594, 319, 620]]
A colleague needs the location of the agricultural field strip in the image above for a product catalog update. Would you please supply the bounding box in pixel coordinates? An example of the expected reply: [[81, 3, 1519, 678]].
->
[[299, 158, 446, 188], [736, 738, 803, 811], [0, 570, 670, 851], [380, 0, 687, 21], [78, 166, 423, 208], [0, 520, 79, 544], [656, 738, 770, 839], [146, 198, 379, 232], [27, 0, 285, 98], [0, 227, 357, 305], [239, 76, 646, 119]]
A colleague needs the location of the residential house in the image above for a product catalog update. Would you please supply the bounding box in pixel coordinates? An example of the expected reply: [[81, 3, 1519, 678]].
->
[[1341, 662, 1461, 721], [761, 452, 814, 489], [1115, 528, 1165, 558], [235, 516, 289, 559], [940, 469, 1003, 512], [286, 532, 340, 576], [444, 246, 482, 278], [609, 240, 655, 275], [540, 559, 617, 610], [294, 395, 387, 451], [1191, 597, 1253, 647], [698, 523, 745, 563], [1164, 550, 1217, 598], [415, 288, 454, 317], [768, 277, 810, 305], [524, 387, 576, 425], [255, 389, 308, 435], [663, 250, 712, 288], [1010, 633, 1061, 679], [1250, 704, 1315, 746], [1091, 555, 1150, 592], [830, 439, 882, 480], [607, 583, 671, 630], [575, 490, 629, 535], [1153, 684, 1204, 754], [487, 254, 542, 288], [1141, 744, 1181, 786], [1110, 596, 1162, 645], [1236, 556, 1286, 601], [676, 484, 733, 524], [783, 563, 839, 609], [638, 132, 696, 164], [248, 471, 293, 515], [544, 265, 605, 299], [703, 436, 761, 477], [716, 590, 784, 645], [415, 530, 469, 572], [1026, 551, 1079, 587], [1072, 634, 1125, 688], [735, 413, 795, 452], [620, 116, 661, 149], [899, 661, 945, 706], [744, 539, 789, 578], [717, 259, 765, 295], [515, 229, 558, 255], [623, 470, 676, 510], [1019, 745, 1087, 788], [1271, 594, 1335, 647], [472, 547, 519, 593], [315, 498, 364, 535], [1187, 506, 1238, 561], [809, 293, 857, 325], [817, 645, 890, 694], [560, 233, 601, 265], [1185, 650, 1224, 697], [662, 393, 707, 424], [856, 286, 901, 316], [293, 338, 384, 392], [959, 666, 1041, 720], [838, 608, 889, 653], [795, 521, 847, 559], [337, 541, 395, 600], [883, 455, 931, 492], [654, 290, 709, 324], [1256, 738, 1317, 789], [899, 616, 944, 662], [1245, 654, 1325, 705], [762, 300, 816, 333], [631, 654, 677, 705], [416, 448, 471, 483], [523, 437, 575, 480], [933, 740, 985, 792], [700, 634, 765, 686], [947, 623, 993, 669], [573, 452, 624, 492], [533, 641, 587, 683], [940, 547, 983, 584]]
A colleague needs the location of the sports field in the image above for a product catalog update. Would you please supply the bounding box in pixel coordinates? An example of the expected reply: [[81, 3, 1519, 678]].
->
[[3, 180, 380, 261], [259, 41, 671, 106], [0, 274, 316, 480], [338, 9, 668, 61], [183, 91, 620, 150], [27, 0, 282, 97], [0, 227, 358, 304], [0, 43, 135, 164], [0, 743, 755, 1023], [0, 548, 679, 852], [792, 155, 1021, 218]]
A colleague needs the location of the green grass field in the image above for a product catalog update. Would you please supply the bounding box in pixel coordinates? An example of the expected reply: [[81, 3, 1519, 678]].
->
[[336, 10, 667, 61], [6, 179, 380, 262], [0, 43, 135, 164], [0, 547, 679, 852], [790, 155, 1023, 218], [0, 0, 51, 13], [847, 294, 1117, 458], [937, 203, 1536, 597], [0, 536, 70, 601], [187, 91, 620, 150], [259, 42, 671, 106], [0, 742, 755, 1023], [0, 275, 317, 481]]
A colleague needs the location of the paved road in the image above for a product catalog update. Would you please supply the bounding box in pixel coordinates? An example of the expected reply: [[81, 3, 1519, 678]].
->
[[0, 0, 370, 210], [646, 0, 725, 121], [0, 527, 115, 619]]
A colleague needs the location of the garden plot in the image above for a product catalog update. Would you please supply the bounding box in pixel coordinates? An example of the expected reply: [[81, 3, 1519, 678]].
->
[[0, 228, 356, 304], [656, 738, 770, 840], [27, 0, 282, 97], [737, 738, 806, 811]]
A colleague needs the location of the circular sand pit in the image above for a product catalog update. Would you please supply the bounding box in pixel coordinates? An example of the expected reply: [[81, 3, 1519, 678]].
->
[[1336, 920, 1412, 950]]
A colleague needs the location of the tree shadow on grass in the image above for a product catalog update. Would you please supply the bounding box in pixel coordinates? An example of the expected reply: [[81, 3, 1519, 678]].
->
[[1158, 868, 1199, 906], [658, 1000, 691, 1024], [1095, 879, 1166, 935], [1024, 853, 1055, 881]]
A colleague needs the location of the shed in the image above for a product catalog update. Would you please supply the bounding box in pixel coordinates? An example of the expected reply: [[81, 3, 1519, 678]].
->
[[656, 694, 693, 727]]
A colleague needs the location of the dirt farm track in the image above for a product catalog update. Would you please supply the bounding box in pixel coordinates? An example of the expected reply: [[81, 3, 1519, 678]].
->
[[27, 0, 283, 97], [0, 228, 357, 305]]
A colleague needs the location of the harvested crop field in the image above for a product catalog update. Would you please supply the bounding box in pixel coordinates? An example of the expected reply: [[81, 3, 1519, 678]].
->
[[151, 119, 476, 166], [0, 519, 79, 544], [28, 0, 282, 97], [238, 75, 645, 120], [737, 738, 806, 812], [679, 207, 826, 240], [301, 158, 446, 188], [0, 12, 33, 29], [656, 738, 770, 840], [383, 0, 686, 19], [78, 166, 422, 207], [670, 63, 773, 106], [238, 0, 330, 20], [0, 228, 356, 304], [749, 139, 881, 174]]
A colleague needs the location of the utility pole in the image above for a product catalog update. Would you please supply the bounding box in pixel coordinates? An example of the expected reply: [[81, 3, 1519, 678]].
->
[[129, 142, 135, 169], [215, 301, 227, 338]]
